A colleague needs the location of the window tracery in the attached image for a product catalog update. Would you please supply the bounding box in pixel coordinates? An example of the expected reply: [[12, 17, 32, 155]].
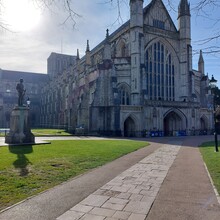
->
[[118, 84, 130, 105], [146, 42, 175, 101]]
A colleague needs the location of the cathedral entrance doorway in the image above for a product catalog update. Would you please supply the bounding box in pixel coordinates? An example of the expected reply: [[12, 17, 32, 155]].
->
[[200, 116, 208, 134], [124, 117, 135, 137], [164, 110, 186, 136], [200, 116, 207, 130]]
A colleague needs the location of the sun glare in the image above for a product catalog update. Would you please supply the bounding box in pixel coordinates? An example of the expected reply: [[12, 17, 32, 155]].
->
[[3, 0, 42, 32]]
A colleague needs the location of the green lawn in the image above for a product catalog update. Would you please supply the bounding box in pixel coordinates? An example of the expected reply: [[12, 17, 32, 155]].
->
[[0, 140, 148, 211], [200, 142, 220, 194], [31, 128, 71, 136], [0, 129, 71, 137]]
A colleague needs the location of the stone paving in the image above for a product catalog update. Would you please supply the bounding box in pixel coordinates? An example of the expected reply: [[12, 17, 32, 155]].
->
[[57, 142, 182, 220]]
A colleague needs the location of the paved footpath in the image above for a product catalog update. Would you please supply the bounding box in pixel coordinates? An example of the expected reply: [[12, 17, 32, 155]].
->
[[0, 136, 220, 220], [57, 141, 182, 220], [147, 136, 220, 220]]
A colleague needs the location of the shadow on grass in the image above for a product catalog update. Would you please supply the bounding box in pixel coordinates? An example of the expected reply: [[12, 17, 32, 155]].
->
[[9, 145, 33, 176]]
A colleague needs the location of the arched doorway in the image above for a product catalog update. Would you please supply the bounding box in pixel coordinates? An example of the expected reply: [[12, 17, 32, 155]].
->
[[124, 117, 135, 137], [200, 117, 207, 130], [164, 110, 186, 136], [200, 115, 208, 134]]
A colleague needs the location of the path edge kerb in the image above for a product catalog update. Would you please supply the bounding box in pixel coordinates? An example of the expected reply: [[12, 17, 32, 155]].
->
[[203, 162, 220, 205]]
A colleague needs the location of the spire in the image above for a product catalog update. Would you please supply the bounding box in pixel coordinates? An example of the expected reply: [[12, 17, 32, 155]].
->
[[178, 0, 190, 18], [76, 49, 80, 60], [106, 29, 109, 39], [105, 29, 110, 45], [198, 50, 204, 75], [198, 50, 204, 63], [76, 49, 80, 72], [104, 29, 111, 60], [86, 40, 90, 52], [85, 40, 91, 66]]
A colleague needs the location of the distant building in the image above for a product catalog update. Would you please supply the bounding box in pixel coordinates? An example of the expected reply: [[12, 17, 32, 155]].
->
[[47, 52, 77, 78], [0, 51, 76, 128], [40, 0, 214, 137], [0, 69, 48, 127]]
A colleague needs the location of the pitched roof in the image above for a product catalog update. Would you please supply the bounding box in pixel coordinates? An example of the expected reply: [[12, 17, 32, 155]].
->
[[144, 0, 178, 32], [0, 69, 49, 83]]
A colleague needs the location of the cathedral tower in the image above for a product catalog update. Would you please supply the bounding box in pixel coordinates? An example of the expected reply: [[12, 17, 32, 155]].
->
[[130, 0, 144, 105], [178, 0, 191, 44], [178, 0, 192, 100]]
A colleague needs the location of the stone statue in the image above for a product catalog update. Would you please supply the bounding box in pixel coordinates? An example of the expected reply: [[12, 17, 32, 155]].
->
[[5, 78, 35, 144], [16, 79, 26, 106]]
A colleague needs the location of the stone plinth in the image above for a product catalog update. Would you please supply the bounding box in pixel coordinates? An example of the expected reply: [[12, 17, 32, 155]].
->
[[5, 106, 35, 144]]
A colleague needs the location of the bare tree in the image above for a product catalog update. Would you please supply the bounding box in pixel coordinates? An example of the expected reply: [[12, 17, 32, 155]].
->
[[192, 0, 220, 54], [33, 0, 81, 27], [0, 0, 220, 55], [0, 0, 81, 31]]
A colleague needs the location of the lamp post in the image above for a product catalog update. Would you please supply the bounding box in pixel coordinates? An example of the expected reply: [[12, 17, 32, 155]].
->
[[27, 97, 31, 108], [209, 75, 219, 152]]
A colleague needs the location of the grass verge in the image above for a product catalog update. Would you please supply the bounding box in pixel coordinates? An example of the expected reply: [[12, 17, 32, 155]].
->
[[0, 139, 148, 211], [31, 128, 71, 136], [200, 141, 220, 195], [0, 128, 71, 137]]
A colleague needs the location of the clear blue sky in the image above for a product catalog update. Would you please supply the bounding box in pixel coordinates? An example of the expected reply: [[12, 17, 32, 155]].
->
[[0, 0, 219, 85]]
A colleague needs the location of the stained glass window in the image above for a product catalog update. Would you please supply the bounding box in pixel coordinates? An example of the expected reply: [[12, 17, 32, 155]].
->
[[145, 42, 175, 100]]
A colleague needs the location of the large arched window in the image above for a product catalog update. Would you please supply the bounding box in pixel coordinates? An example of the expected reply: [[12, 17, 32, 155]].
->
[[118, 84, 130, 105], [146, 42, 175, 101]]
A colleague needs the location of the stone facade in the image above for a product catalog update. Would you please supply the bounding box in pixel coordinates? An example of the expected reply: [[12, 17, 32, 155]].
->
[[40, 0, 214, 137]]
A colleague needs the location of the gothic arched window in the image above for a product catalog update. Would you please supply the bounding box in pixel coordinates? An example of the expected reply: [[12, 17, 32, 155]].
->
[[116, 39, 128, 57], [145, 42, 175, 101], [121, 44, 126, 57], [118, 84, 130, 105]]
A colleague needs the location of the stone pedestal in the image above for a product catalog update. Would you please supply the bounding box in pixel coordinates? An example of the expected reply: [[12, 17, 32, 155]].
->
[[5, 106, 35, 144]]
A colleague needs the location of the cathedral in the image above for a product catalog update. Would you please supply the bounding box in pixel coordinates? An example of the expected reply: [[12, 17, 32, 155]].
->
[[40, 0, 213, 137], [0, 0, 214, 137]]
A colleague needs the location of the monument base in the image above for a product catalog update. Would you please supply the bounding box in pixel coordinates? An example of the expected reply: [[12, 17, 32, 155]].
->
[[5, 106, 35, 144]]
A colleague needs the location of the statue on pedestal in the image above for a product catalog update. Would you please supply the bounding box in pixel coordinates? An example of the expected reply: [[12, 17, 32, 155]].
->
[[5, 79, 35, 144], [16, 79, 26, 106]]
